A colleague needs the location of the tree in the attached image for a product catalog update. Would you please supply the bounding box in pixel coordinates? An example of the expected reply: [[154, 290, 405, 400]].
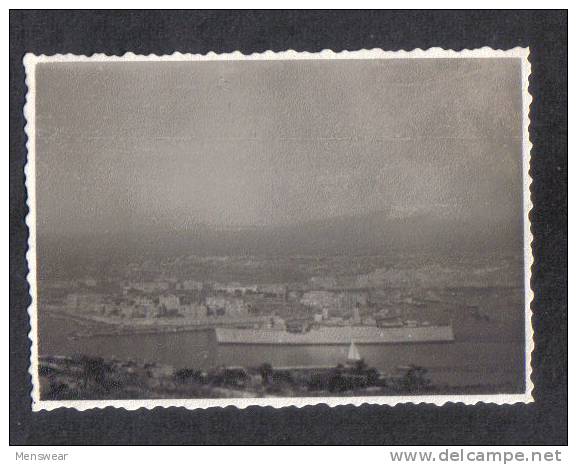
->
[[352, 359, 368, 374], [175, 368, 203, 384], [258, 363, 274, 385], [80, 356, 109, 390], [366, 368, 379, 386], [402, 365, 431, 393]]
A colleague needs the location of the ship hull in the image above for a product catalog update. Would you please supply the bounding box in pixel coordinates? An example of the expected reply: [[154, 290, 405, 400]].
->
[[215, 325, 455, 345]]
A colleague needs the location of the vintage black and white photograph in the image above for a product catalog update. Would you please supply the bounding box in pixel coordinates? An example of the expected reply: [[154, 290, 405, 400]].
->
[[24, 49, 532, 410]]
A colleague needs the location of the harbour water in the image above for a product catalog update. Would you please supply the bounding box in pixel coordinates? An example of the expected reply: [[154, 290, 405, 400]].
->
[[39, 314, 525, 392]]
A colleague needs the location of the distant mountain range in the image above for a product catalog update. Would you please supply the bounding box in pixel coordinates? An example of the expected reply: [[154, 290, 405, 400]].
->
[[37, 209, 524, 278]]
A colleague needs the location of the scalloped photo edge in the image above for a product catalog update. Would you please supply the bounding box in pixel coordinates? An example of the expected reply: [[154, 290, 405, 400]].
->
[[23, 48, 534, 411]]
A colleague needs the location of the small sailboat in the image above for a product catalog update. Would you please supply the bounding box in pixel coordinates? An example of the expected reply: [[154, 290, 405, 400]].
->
[[347, 340, 361, 363]]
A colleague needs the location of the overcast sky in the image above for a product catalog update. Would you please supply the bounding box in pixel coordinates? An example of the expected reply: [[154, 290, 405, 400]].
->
[[35, 58, 523, 236]]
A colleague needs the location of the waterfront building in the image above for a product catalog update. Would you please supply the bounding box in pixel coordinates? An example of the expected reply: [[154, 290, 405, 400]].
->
[[300, 290, 340, 309], [270, 316, 286, 329], [341, 290, 368, 310], [119, 304, 136, 318], [362, 317, 377, 326], [214, 282, 258, 295], [65, 292, 103, 313], [287, 290, 303, 301], [179, 303, 208, 319], [130, 304, 157, 319], [134, 295, 155, 307], [159, 294, 180, 311], [326, 316, 345, 325], [124, 281, 170, 294], [179, 280, 204, 291], [258, 284, 287, 298], [356, 268, 392, 287], [205, 296, 248, 316], [356, 274, 371, 288]]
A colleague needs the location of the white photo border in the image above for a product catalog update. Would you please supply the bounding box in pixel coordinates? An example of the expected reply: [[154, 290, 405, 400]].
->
[[23, 47, 534, 411]]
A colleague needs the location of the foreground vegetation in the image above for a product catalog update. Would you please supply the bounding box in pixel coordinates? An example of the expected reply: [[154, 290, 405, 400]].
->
[[39, 355, 439, 400]]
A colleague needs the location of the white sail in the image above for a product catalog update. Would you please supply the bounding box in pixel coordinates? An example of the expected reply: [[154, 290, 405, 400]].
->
[[347, 340, 361, 362]]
